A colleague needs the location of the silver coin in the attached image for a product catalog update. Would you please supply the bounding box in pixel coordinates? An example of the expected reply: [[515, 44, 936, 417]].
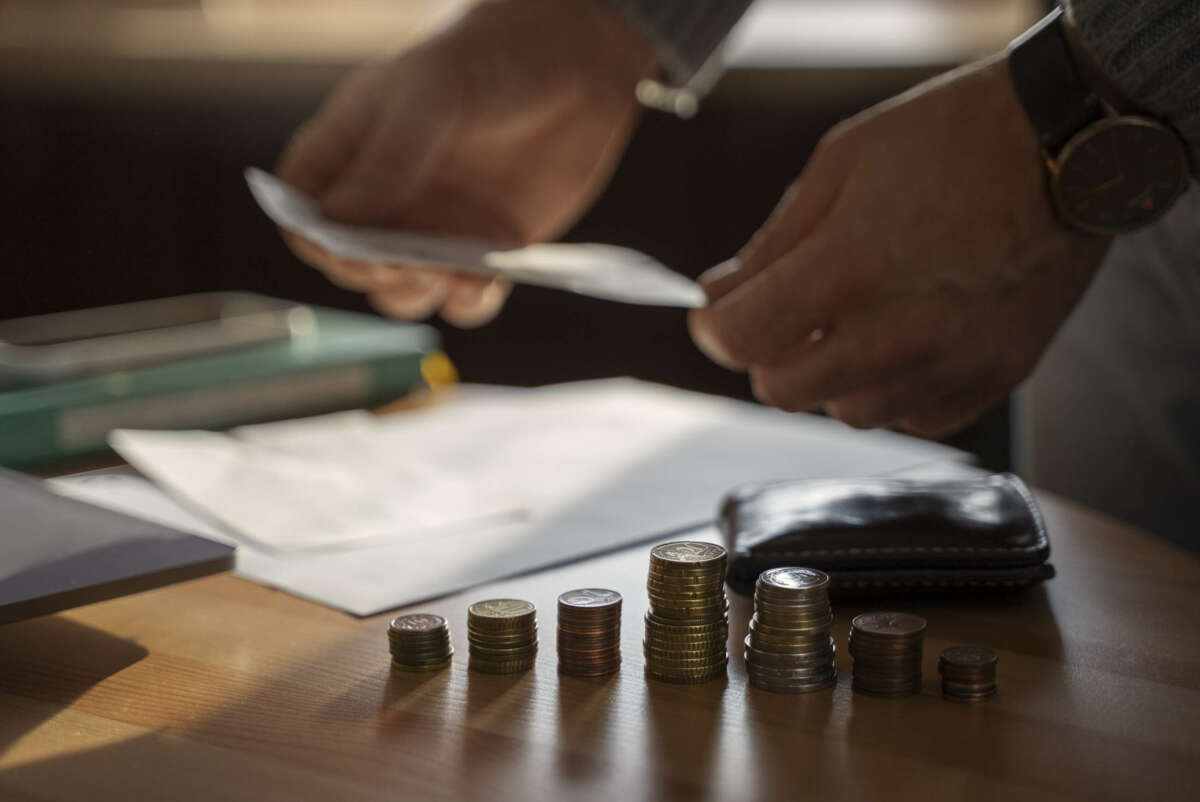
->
[[558, 588, 622, 609], [651, 541, 726, 564]]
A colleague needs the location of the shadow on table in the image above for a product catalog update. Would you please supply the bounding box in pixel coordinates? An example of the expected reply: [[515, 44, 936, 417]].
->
[[554, 671, 618, 784], [907, 584, 1065, 661], [0, 615, 148, 751], [742, 682, 838, 797], [642, 676, 728, 801]]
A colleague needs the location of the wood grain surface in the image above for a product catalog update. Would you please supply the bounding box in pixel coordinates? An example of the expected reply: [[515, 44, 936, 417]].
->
[[1, 492, 1197, 801]]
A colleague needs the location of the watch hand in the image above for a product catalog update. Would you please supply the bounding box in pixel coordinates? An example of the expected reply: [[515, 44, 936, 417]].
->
[[1127, 188, 1156, 211], [1086, 174, 1125, 196]]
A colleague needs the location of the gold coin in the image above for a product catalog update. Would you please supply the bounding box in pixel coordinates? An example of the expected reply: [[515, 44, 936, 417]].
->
[[467, 625, 538, 642], [644, 664, 728, 683], [650, 541, 726, 564], [644, 613, 728, 631], [469, 656, 537, 674], [391, 657, 452, 672], [467, 599, 537, 631]]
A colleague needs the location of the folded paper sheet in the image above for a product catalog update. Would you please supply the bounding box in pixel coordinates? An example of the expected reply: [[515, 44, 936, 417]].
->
[[66, 380, 964, 616], [246, 168, 707, 308]]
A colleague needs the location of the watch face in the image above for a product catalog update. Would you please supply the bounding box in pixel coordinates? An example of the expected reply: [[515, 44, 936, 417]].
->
[[1052, 116, 1189, 235]]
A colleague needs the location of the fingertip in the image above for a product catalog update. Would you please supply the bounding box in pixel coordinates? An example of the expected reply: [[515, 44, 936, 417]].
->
[[688, 311, 747, 371], [320, 258, 378, 292], [441, 278, 511, 328], [696, 258, 746, 302], [368, 273, 451, 320], [824, 400, 880, 430], [282, 231, 330, 269]]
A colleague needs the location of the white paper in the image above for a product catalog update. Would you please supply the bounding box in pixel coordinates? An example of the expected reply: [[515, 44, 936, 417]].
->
[[109, 410, 527, 553], [90, 380, 966, 616], [245, 168, 707, 308]]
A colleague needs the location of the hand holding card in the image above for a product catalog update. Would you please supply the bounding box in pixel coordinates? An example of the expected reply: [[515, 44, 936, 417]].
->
[[247, 169, 706, 310]]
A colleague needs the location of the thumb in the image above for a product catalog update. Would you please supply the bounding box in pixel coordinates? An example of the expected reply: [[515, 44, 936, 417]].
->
[[700, 139, 846, 303]]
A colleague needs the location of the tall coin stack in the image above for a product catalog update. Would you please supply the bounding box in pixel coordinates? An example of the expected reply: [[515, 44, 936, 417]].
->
[[557, 589, 622, 677], [643, 541, 730, 684], [388, 613, 453, 671], [467, 599, 538, 674], [849, 611, 927, 697], [938, 645, 998, 702], [744, 567, 837, 693]]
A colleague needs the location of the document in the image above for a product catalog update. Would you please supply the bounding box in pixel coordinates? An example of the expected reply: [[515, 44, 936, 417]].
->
[[109, 407, 524, 553], [246, 168, 707, 308], [65, 379, 965, 616]]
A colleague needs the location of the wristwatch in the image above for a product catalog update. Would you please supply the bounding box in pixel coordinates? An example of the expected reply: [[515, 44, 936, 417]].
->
[[1008, 7, 1190, 236]]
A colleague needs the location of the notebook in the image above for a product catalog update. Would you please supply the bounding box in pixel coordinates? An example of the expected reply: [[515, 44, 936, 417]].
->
[[0, 468, 233, 625]]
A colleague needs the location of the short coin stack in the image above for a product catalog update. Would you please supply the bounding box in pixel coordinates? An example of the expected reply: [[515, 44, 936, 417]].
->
[[938, 645, 998, 702], [744, 567, 837, 693], [849, 611, 927, 697], [388, 613, 453, 671], [643, 541, 730, 684], [467, 599, 538, 674], [556, 589, 623, 677]]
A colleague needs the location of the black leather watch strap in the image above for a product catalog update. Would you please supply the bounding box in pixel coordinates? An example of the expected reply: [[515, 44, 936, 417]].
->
[[1008, 7, 1106, 156]]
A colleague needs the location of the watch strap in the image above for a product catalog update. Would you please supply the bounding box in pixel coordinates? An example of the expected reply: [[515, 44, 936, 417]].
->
[[1008, 7, 1106, 157]]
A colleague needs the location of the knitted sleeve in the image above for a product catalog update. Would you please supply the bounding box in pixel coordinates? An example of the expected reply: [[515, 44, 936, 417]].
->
[[1066, 0, 1200, 174], [597, 0, 754, 85]]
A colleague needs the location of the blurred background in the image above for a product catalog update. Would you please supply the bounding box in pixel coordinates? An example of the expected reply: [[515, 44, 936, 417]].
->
[[0, 0, 1045, 468]]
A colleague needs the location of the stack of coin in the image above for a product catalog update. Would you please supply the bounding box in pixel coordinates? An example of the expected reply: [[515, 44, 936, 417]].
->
[[467, 599, 538, 674], [643, 541, 729, 684], [744, 567, 837, 693], [938, 645, 998, 702], [388, 613, 453, 671], [557, 588, 622, 677], [849, 611, 927, 697]]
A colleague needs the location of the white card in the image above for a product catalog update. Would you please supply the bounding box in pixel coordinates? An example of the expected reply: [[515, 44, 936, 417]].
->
[[245, 168, 707, 308]]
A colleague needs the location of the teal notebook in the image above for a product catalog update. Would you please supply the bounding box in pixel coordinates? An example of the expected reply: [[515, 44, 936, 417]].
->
[[0, 302, 439, 470]]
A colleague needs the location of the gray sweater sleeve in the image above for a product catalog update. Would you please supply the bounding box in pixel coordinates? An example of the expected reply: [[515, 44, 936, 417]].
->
[[1066, 0, 1200, 174], [597, 0, 754, 85]]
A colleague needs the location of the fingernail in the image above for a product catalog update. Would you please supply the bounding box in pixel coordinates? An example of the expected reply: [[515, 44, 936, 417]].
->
[[698, 258, 743, 286], [368, 263, 395, 284], [408, 270, 441, 290], [688, 309, 744, 371], [450, 281, 486, 305]]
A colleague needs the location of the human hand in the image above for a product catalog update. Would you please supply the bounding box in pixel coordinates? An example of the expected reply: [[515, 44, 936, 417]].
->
[[689, 57, 1111, 437], [276, 0, 655, 326]]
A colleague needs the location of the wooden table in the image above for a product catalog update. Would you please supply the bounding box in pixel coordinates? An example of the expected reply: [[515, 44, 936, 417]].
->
[[1, 491, 1198, 801]]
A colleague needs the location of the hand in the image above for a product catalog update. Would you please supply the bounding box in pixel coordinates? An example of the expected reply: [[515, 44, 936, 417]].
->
[[689, 57, 1111, 437], [276, 0, 655, 327]]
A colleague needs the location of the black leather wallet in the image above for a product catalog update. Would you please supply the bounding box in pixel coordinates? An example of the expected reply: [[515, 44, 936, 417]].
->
[[720, 473, 1054, 598]]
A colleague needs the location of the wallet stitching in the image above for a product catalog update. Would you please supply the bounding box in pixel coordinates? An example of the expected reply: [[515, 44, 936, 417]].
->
[[733, 577, 1041, 590], [741, 475, 1050, 559], [838, 578, 1035, 588], [748, 545, 1041, 558]]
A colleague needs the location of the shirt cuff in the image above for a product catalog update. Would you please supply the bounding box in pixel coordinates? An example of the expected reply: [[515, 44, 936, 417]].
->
[[1066, 0, 1200, 176], [598, 0, 755, 116]]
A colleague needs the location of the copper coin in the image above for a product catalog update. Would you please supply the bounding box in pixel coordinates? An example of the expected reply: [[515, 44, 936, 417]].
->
[[851, 612, 927, 638]]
